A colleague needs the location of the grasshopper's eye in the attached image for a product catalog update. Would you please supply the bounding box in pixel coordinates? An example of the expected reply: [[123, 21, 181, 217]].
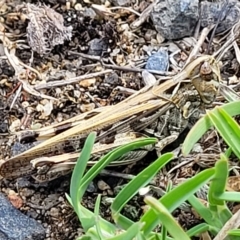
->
[[200, 61, 213, 81]]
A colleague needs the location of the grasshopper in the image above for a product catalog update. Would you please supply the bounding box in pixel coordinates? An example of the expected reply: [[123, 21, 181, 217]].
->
[[0, 55, 221, 181]]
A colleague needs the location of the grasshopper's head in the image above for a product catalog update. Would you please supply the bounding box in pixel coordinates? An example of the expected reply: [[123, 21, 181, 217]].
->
[[191, 56, 221, 104]]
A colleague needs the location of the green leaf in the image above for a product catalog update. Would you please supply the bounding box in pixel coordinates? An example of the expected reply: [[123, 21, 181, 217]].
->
[[110, 214, 134, 230], [77, 236, 92, 240], [111, 153, 174, 220], [141, 168, 215, 235], [207, 108, 240, 158], [208, 155, 228, 206], [94, 195, 104, 239], [70, 132, 96, 216], [76, 204, 117, 236], [108, 222, 144, 240], [217, 192, 240, 202], [145, 196, 190, 240], [228, 229, 240, 236], [80, 138, 157, 196], [68, 136, 157, 233], [182, 101, 240, 156], [187, 195, 220, 232], [186, 223, 210, 237]]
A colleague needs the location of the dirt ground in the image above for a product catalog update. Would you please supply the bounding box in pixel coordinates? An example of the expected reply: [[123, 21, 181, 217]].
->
[[1, 0, 240, 239]]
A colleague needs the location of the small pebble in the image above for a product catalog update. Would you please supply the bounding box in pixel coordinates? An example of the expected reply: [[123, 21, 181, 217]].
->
[[86, 182, 97, 193], [8, 190, 23, 209], [145, 49, 169, 71], [49, 207, 60, 218], [80, 103, 95, 113], [88, 38, 108, 56], [97, 180, 110, 191]]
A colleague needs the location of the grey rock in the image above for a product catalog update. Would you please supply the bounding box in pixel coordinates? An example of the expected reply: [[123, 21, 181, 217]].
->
[[200, 0, 240, 34], [83, 8, 97, 18], [145, 49, 169, 71], [151, 0, 199, 40], [88, 38, 108, 56], [0, 193, 45, 240], [86, 182, 97, 193], [104, 72, 119, 85], [151, 0, 240, 40], [0, 122, 8, 133], [0, 230, 9, 240]]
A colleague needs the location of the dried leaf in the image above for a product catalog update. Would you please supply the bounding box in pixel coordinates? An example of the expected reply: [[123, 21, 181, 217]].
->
[[20, 3, 72, 55]]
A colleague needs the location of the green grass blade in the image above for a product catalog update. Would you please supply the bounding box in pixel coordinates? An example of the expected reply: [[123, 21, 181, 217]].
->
[[80, 138, 157, 194], [225, 147, 232, 158], [111, 153, 174, 219], [108, 222, 144, 240], [228, 229, 240, 236], [161, 225, 167, 240], [182, 101, 240, 156], [161, 182, 173, 240], [218, 206, 232, 225], [77, 236, 91, 240], [207, 108, 240, 158], [186, 223, 210, 237], [187, 195, 221, 233], [94, 195, 104, 239], [82, 138, 156, 181], [110, 214, 134, 230], [70, 138, 156, 232], [145, 196, 190, 240], [70, 132, 96, 214], [75, 204, 118, 234], [208, 155, 228, 206], [217, 192, 240, 202], [187, 195, 214, 225], [141, 168, 215, 235]]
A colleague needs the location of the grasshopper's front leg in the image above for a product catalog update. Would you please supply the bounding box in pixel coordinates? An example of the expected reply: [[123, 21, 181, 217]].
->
[[155, 56, 221, 156], [154, 94, 201, 156], [154, 107, 188, 156]]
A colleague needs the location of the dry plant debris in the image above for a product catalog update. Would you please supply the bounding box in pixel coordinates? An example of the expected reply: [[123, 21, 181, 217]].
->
[[19, 3, 73, 55], [0, 0, 240, 239]]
